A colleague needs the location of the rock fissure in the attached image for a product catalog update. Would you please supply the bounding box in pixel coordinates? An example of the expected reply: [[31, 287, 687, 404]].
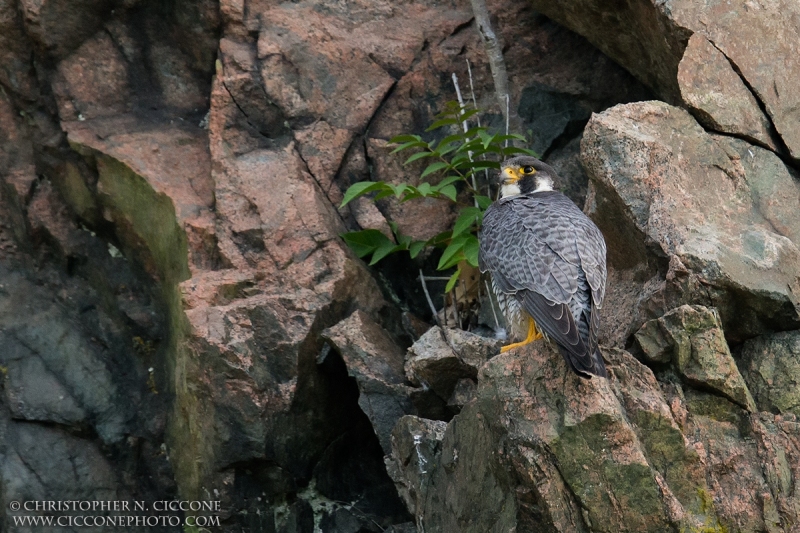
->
[[706, 39, 796, 167], [4, 0, 800, 531]]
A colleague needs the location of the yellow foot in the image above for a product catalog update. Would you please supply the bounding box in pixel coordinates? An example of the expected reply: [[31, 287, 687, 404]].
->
[[500, 317, 543, 353]]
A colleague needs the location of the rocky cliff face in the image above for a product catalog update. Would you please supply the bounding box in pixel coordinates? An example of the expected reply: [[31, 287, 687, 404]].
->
[[0, 0, 798, 532]]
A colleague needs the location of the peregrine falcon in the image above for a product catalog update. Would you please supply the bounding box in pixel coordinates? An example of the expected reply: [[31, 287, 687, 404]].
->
[[479, 156, 608, 378]]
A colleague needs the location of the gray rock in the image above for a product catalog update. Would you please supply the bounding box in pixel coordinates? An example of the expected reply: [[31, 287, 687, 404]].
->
[[526, 0, 800, 157], [740, 331, 800, 416], [384, 415, 448, 521], [3, 351, 87, 425], [636, 305, 756, 411], [389, 339, 800, 532], [678, 33, 776, 150], [447, 378, 477, 412], [1, 416, 124, 528], [583, 101, 800, 340], [0, 268, 128, 443], [518, 82, 591, 156], [405, 327, 502, 403]]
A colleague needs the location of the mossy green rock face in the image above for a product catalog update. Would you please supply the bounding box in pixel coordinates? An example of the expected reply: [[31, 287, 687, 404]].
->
[[471, 344, 675, 532], [740, 331, 800, 416], [550, 414, 665, 532], [387, 339, 800, 532], [636, 305, 756, 411]]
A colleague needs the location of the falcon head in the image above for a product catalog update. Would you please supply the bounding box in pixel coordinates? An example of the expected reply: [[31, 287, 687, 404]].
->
[[498, 156, 560, 197]]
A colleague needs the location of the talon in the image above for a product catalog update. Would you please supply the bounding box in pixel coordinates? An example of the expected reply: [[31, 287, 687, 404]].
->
[[500, 317, 542, 352]]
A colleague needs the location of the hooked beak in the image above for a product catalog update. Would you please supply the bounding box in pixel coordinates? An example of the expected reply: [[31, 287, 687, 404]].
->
[[498, 167, 521, 185]]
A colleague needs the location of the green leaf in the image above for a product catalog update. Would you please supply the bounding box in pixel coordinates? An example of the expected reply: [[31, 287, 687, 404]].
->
[[459, 160, 501, 170], [450, 153, 470, 167], [396, 233, 412, 247], [464, 126, 485, 138], [389, 134, 422, 144], [436, 133, 468, 148], [452, 207, 482, 238], [445, 269, 461, 293], [390, 140, 427, 154], [437, 234, 468, 270], [437, 184, 458, 202], [421, 161, 450, 179], [404, 151, 436, 165], [340, 181, 386, 207], [439, 251, 465, 270], [436, 142, 459, 157], [463, 235, 479, 267], [425, 117, 458, 132], [409, 240, 427, 258], [428, 231, 452, 247], [456, 138, 483, 153], [417, 182, 432, 196], [475, 195, 493, 209], [495, 133, 527, 143], [400, 189, 422, 202], [341, 229, 392, 257], [435, 175, 464, 188], [373, 189, 394, 201], [389, 183, 410, 198], [478, 130, 495, 150], [439, 101, 462, 116], [474, 145, 504, 156], [502, 146, 539, 157], [370, 240, 401, 265], [458, 108, 480, 121]]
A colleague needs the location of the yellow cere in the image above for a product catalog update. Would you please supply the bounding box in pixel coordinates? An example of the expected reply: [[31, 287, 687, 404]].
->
[[503, 167, 520, 182]]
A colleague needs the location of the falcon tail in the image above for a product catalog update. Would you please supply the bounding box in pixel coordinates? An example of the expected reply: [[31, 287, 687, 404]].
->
[[557, 345, 608, 379]]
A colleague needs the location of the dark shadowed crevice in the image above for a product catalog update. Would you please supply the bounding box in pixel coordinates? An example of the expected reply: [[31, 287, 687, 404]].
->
[[221, 339, 412, 532]]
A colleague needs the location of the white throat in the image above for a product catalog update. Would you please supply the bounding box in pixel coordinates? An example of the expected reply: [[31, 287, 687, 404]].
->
[[533, 176, 554, 192], [500, 182, 521, 198]]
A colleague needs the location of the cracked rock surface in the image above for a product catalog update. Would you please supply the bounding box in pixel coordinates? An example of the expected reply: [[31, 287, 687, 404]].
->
[[2, 0, 800, 531]]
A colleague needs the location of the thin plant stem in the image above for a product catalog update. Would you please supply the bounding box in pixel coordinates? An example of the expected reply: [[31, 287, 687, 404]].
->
[[484, 279, 501, 331], [420, 269, 443, 330], [452, 73, 480, 207], [451, 286, 460, 329], [466, 58, 492, 198]]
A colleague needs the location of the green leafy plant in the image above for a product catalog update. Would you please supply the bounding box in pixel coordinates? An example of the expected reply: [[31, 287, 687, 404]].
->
[[340, 101, 536, 292]]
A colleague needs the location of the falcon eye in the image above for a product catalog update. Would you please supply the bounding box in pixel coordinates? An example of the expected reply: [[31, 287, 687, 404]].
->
[[523, 166, 534, 174]]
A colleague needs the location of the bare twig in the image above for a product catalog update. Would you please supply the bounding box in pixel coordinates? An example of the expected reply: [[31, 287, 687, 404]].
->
[[469, 0, 520, 135], [420, 269, 442, 329], [453, 73, 469, 133], [451, 286, 460, 329], [466, 59, 480, 118], [452, 73, 480, 207], [466, 59, 492, 197], [460, 278, 471, 331], [420, 270, 459, 354], [484, 279, 501, 330], [505, 93, 510, 147]]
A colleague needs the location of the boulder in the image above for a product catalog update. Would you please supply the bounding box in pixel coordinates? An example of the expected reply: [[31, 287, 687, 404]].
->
[[583, 101, 800, 340], [405, 327, 502, 406], [740, 331, 800, 417], [635, 305, 756, 411], [526, 0, 800, 157], [677, 33, 776, 150], [388, 340, 800, 532]]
